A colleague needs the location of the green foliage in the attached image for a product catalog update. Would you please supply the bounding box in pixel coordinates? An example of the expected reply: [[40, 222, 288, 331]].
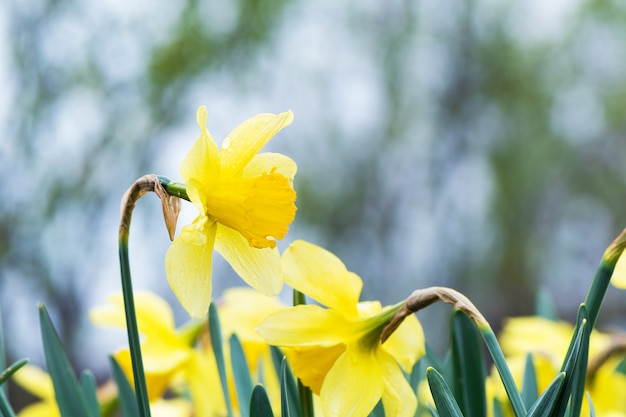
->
[[110, 356, 140, 417], [521, 354, 538, 409], [450, 310, 487, 417], [230, 334, 255, 417], [209, 302, 234, 417], [250, 385, 275, 417], [427, 367, 464, 417], [39, 304, 100, 417]]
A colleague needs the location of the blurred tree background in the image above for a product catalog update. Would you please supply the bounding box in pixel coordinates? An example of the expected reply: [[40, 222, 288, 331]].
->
[[2, 0, 626, 410]]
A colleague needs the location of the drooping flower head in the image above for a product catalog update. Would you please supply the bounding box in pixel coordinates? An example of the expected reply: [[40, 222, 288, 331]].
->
[[166, 106, 297, 317], [257, 240, 425, 417]]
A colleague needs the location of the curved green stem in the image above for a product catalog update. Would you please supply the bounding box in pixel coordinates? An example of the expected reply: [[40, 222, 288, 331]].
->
[[292, 289, 314, 417]]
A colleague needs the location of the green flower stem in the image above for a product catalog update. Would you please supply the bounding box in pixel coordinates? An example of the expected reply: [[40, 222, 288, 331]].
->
[[158, 176, 190, 201], [293, 289, 314, 417], [480, 326, 526, 417], [118, 175, 173, 417], [119, 234, 151, 417]]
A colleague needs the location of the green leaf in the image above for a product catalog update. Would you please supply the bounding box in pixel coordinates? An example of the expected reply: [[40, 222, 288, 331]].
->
[[551, 305, 588, 417], [230, 334, 254, 417], [250, 384, 274, 417], [271, 346, 300, 417], [80, 370, 101, 417], [0, 309, 5, 396], [616, 358, 626, 376], [535, 287, 559, 321], [110, 356, 140, 417], [567, 310, 591, 417], [450, 310, 487, 417], [0, 388, 16, 417], [39, 304, 93, 417], [0, 358, 29, 386], [480, 327, 526, 417], [280, 359, 292, 417], [209, 302, 234, 417], [492, 398, 506, 417], [586, 393, 596, 417], [521, 353, 538, 409], [427, 367, 465, 417], [525, 372, 565, 417]]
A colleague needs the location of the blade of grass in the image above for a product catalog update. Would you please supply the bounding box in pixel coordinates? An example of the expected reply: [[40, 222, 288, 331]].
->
[[0, 388, 16, 417]]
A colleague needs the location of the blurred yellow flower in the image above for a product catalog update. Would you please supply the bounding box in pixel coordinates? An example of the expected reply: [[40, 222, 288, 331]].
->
[[490, 316, 626, 416], [166, 106, 297, 317], [90, 292, 225, 416], [218, 287, 287, 413], [12, 365, 60, 417], [256, 240, 425, 417]]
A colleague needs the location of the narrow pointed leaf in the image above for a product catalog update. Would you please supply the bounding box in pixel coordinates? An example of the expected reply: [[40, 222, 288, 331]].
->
[[535, 288, 558, 321], [492, 399, 505, 417], [0, 310, 5, 396], [369, 400, 385, 417], [80, 370, 101, 417], [525, 372, 565, 417], [427, 367, 465, 417], [0, 359, 29, 386], [209, 303, 234, 417], [0, 388, 16, 417], [280, 357, 301, 417], [39, 304, 92, 416], [521, 353, 538, 409], [450, 310, 486, 417], [230, 334, 254, 417], [567, 312, 590, 417], [280, 359, 292, 417], [552, 305, 588, 417], [480, 328, 526, 417], [586, 393, 596, 417], [250, 384, 274, 417], [110, 356, 140, 417]]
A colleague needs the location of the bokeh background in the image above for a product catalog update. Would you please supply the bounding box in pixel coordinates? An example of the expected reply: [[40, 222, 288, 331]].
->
[[2, 0, 626, 409]]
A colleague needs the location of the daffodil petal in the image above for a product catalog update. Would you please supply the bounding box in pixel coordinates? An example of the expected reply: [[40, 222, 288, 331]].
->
[[151, 399, 193, 417], [321, 345, 383, 417], [89, 292, 176, 338], [114, 349, 178, 401], [244, 152, 298, 182], [185, 351, 226, 416], [256, 305, 354, 347], [219, 111, 294, 177], [382, 313, 425, 372], [214, 224, 283, 296], [12, 365, 55, 400], [282, 240, 362, 317], [218, 287, 285, 344], [378, 349, 417, 417], [284, 344, 346, 395], [165, 217, 217, 317], [15, 402, 60, 417], [180, 106, 219, 187], [611, 251, 626, 289]]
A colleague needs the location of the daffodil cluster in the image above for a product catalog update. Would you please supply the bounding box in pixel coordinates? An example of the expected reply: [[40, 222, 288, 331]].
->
[[7, 106, 626, 417]]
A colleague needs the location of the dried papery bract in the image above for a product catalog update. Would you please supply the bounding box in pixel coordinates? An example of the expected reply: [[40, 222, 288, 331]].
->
[[119, 174, 182, 241], [381, 286, 489, 343]]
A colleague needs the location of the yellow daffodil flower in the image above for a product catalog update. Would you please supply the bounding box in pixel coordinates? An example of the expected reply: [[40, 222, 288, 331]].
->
[[12, 365, 60, 417], [218, 287, 287, 413], [256, 240, 425, 417], [166, 106, 297, 317], [490, 316, 626, 416], [90, 292, 225, 416]]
